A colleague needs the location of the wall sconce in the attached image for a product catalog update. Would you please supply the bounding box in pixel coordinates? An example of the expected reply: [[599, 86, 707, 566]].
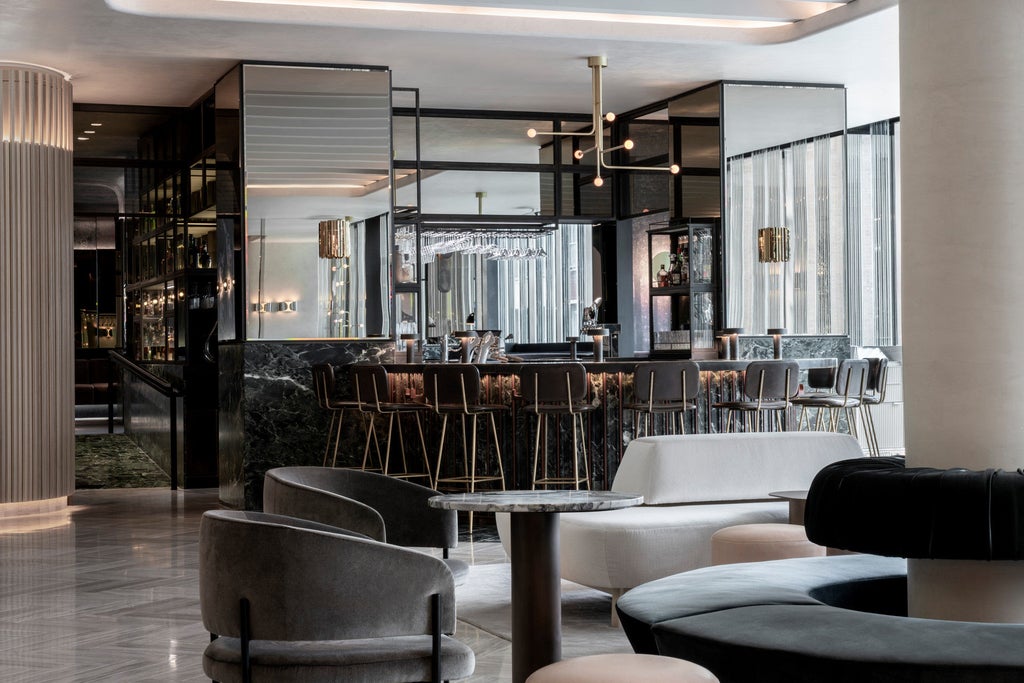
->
[[318, 216, 352, 259], [767, 327, 787, 359], [251, 301, 298, 313], [757, 227, 791, 263], [527, 56, 679, 187]]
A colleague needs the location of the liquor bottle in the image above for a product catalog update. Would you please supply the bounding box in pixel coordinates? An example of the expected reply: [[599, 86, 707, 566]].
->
[[669, 253, 682, 286], [678, 245, 689, 284], [199, 242, 212, 269], [657, 264, 669, 288]]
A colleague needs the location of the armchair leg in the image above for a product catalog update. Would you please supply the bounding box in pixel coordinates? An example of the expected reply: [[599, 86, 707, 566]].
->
[[239, 597, 252, 683], [431, 593, 441, 683]]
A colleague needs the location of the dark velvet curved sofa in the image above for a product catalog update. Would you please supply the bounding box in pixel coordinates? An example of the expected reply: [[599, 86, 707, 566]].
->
[[616, 554, 1024, 682]]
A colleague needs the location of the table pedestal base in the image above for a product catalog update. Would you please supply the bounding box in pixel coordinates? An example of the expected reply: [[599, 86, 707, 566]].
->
[[511, 511, 560, 683]]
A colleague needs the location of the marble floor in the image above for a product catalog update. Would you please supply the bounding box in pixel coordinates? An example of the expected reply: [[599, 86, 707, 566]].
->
[[0, 487, 587, 682]]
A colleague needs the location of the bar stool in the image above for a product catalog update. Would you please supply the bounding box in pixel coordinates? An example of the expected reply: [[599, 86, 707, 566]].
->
[[519, 363, 595, 489], [423, 364, 507, 493], [791, 358, 869, 438], [859, 357, 889, 457], [793, 363, 838, 432], [311, 364, 377, 469], [351, 364, 433, 486], [627, 361, 700, 436], [712, 360, 799, 433]]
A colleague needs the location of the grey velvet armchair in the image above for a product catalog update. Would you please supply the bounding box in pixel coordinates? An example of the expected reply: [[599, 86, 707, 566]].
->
[[263, 466, 469, 583], [199, 510, 475, 683]]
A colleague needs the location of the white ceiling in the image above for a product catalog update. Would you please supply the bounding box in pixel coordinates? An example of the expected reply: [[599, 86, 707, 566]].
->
[[0, 0, 899, 126]]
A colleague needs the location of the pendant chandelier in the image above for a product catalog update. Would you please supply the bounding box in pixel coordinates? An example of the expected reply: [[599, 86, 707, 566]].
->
[[527, 56, 680, 187]]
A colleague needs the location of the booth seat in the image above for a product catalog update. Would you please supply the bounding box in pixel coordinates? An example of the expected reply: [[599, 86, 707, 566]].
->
[[497, 432, 863, 618], [74, 358, 117, 405], [616, 554, 1024, 682]]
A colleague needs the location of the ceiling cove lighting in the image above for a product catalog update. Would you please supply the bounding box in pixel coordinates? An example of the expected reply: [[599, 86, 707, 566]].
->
[[213, 0, 797, 29], [528, 56, 680, 187]]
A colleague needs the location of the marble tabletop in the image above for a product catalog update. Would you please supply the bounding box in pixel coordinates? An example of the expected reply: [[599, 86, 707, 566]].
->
[[428, 489, 643, 513]]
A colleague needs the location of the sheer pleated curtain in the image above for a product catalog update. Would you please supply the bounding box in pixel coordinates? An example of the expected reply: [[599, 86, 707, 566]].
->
[[847, 120, 900, 346]]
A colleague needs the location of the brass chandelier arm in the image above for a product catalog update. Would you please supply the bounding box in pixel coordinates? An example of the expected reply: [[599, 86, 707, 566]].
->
[[526, 55, 678, 185]]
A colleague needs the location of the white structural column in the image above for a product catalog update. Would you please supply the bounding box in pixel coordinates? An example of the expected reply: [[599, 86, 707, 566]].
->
[[0, 64, 75, 512], [901, 1, 1024, 621]]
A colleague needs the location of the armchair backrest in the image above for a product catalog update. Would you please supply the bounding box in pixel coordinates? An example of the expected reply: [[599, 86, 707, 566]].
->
[[199, 510, 456, 642], [264, 466, 458, 549]]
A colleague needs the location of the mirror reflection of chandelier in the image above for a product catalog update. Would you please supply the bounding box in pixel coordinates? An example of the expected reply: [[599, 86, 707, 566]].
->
[[527, 56, 680, 187]]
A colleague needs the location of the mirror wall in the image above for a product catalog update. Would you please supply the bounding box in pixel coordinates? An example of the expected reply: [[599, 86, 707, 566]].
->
[[242, 64, 392, 340], [722, 83, 847, 335]]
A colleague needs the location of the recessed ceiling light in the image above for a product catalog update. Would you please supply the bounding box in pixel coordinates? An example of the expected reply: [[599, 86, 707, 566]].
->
[[77, 136, 89, 141], [89, 123, 103, 127], [83, 130, 96, 134]]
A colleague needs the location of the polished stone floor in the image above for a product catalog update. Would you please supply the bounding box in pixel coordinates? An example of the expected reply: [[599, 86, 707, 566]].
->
[[0, 487, 619, 682]]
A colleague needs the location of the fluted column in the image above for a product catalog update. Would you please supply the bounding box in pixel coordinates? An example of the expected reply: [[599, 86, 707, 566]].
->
[[901, 1, 1024, 621], [0, 64, 74, 512]]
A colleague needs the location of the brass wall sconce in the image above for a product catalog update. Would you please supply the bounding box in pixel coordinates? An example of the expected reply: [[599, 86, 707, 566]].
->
[[757, 226, 791, 263], [318, 216, 352, 259]]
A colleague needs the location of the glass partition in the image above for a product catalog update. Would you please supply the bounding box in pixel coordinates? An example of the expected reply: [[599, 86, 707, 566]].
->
[[242, 64, 392, 340], [722, 83, 846, 335]]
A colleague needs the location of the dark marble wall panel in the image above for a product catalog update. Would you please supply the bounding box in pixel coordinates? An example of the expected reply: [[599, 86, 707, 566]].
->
[[223, 340, 394, 509], [737, 334, 850, 361]]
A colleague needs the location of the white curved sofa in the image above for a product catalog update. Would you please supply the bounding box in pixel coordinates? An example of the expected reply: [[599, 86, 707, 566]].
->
[[498, 432, 863, 619]]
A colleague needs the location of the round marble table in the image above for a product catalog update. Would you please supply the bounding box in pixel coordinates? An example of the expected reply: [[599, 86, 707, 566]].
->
[[429, 490, 643, 683], [769, 489, 808, 525]]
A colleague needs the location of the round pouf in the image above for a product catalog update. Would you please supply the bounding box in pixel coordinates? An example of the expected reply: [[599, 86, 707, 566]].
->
[[711, 523, 824, 565], [525, 653, 718, 683]]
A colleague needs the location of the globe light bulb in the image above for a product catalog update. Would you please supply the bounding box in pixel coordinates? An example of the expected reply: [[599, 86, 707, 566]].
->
[[670, 164, 681, 174], [527, 128, 538, 138], [605, 112, 616, 123], [623, 140, 635, 150], [573, 149, 585, 160], [593, 176, 604, 187]]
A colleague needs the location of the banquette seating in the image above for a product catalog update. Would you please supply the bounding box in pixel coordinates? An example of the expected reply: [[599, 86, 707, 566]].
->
[[74, 357, 117, 405], [497, 432, 863, 618]]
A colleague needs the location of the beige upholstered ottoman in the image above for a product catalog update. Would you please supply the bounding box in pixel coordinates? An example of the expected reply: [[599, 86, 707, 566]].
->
[[525, 653, 718, 682], [711, 522, 825, 565]]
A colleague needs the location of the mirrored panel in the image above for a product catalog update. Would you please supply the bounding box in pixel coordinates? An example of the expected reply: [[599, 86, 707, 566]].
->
[[722, 83, 846, 334], [242, 64, 392, 340]]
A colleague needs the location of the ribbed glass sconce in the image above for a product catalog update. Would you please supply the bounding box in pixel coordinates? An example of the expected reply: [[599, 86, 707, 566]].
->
[[318, 217, 351, 259], [757, 226, 791, 263]]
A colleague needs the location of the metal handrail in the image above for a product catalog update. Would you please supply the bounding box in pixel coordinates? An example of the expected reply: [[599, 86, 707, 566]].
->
[[108, 351, 183, 490]]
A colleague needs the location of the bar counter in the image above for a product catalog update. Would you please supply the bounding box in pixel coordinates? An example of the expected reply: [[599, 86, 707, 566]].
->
[[378, 357, 840, 491], [222, 337, 849, 509]]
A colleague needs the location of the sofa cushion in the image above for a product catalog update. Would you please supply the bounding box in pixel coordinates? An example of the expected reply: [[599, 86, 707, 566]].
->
[[611, 433, 863, 505]]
